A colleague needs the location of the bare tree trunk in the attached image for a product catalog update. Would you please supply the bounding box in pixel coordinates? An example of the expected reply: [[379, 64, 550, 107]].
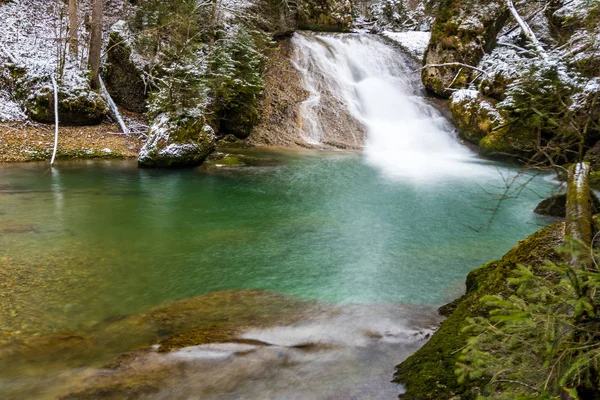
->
[[209, 0, 219, 53], [88, 0, 103, 89], [68, 0, 78, 54], [99, 76, 130, 135]]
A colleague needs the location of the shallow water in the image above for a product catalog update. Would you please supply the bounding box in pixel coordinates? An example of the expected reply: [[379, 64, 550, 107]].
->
[[0, 149, 555, 398]]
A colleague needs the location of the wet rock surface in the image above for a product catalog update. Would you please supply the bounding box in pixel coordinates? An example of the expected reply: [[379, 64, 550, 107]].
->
[[0, 287, 441, 400]]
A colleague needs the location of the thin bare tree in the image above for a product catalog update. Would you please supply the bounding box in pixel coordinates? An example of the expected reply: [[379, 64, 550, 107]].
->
[[68, 0, 78, 54], [88, 0, 103, 89]]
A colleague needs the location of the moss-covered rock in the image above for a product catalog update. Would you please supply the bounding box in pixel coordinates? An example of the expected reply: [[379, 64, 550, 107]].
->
[[24, 83, 108, 126], [394, 222, 564, 400], [104, 21, 149, 114], [201, 150, 278, 169], [450, 89, 509, 144], [478, 124, 538, 159], [421, 0, 509, 98], [138, 112, 216, 168], [297, 0, 353, 32]]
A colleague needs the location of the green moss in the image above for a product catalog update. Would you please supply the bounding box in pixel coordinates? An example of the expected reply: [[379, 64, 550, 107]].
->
[[423, 0, 509, 97], [394, 222, 564, 399], [478, 124, 538, 160], [451, 94, 509, 145]]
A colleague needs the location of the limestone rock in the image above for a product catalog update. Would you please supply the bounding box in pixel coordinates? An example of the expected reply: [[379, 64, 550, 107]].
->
[[450, 89, 508, 145], [24, 83, 108, 126], [297, 0, 353, 32], [104, 21, 148, 113], [138, 113, 216, 168], [421, 0, 509, 98]]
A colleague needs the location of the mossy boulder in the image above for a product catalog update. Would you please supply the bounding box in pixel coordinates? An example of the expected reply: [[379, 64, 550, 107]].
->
[[534, 194, 568, 218], [24, 84, 108, 126], [394, 222, 564, 400], [450, 89, 509, 144], [138, 112, 216, 168], [297, 0, 353, 32], [104, 21, 149, 114], [478, 123, 538, 159], [422, 0, 509, 98], [534, 192, 600, 218]]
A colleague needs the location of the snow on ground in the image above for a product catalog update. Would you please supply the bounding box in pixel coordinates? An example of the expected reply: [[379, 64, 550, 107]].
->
[[0, 0, 133, 122], [382, 31, 430, 59], [0, 89, 26, 122]]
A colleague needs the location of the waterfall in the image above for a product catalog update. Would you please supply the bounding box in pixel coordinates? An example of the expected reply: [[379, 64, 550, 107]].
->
[[292, 33, 490, 181]]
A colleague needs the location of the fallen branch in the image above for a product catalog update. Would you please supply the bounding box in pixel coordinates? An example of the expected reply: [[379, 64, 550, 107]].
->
[[421, 63, 488, 76], [497, 42, 533, 54], [99, 75, 130, 135], [50, 75, 59, 166], [505, 0, 548, 60], [0, 44, 19, 64]]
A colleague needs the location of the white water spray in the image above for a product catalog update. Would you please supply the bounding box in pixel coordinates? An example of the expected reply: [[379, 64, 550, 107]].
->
[[292, 33, 491, 181]]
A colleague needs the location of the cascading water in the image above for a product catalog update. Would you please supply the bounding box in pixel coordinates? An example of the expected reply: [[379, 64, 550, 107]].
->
[[292, 33, 491, 181]]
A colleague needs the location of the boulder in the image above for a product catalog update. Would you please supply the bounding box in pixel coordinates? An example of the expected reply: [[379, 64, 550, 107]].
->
[[421, 0, 509, 98], [138, 113, 216, 168], [534, 194, 567, 218], [450, 89, 509, 144], [534, 191, 600, 219], [24, 83, 108, 126]]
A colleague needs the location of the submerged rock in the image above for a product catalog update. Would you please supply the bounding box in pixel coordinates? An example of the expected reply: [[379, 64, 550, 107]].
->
[[138, 113, 216, 168], [201, 151, 278, 169]]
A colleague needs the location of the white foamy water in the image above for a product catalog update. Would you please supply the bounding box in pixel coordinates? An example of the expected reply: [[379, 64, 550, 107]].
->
[[292, 33, 492, 181]]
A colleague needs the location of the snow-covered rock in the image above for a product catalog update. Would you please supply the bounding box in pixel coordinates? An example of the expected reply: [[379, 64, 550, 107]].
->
[[138, 113, 216, 168], [383, 31, 430, 59]]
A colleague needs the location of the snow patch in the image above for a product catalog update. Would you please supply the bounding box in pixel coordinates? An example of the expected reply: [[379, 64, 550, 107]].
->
[[382, 31, 430, 59], [0, 90, 26, 122], [450, 89, 479, 104]]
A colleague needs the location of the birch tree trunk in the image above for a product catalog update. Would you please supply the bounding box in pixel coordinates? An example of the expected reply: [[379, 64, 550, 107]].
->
[[88, 0, 103, 89], [68, 0, 78, 55]]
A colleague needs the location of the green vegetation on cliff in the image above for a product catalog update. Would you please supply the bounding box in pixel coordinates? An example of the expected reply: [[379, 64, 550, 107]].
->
[[395, 222, 565, 399]]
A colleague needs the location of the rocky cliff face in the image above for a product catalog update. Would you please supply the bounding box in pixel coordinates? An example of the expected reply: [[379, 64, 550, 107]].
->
[[426, 0, 600, 166], [421, 0, 508, 98]]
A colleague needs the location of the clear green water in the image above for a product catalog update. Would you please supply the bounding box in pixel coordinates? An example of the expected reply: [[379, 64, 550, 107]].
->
[[0, 149, 554, 336]]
